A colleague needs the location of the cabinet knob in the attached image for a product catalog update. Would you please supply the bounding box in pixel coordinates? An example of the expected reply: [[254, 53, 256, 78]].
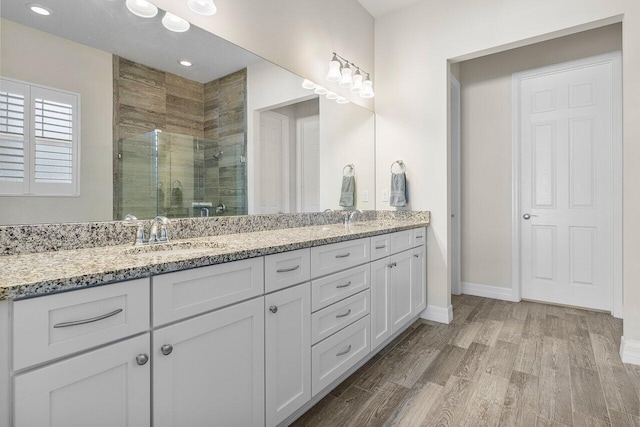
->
[[161, 344, 173, 356], [269, 305, 278, 314], [388, 262, 397, 269], [414, 254, 420, 258], [136, 353, 149, 366]]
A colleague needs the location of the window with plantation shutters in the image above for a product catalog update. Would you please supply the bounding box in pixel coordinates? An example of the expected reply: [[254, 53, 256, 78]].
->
[[0, 78, 80, 196]]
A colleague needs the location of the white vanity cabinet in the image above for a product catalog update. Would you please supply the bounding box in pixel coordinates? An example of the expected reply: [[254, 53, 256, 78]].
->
[[411, 245, 427, 315], [370, 257, 392, 349], [153, 297, 265, 427], [14, 334, 151, 427], [265, 283, 311, 426]]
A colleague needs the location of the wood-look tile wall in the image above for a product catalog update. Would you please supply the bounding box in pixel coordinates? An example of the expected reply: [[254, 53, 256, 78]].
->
[[113, 56, 247, 219]]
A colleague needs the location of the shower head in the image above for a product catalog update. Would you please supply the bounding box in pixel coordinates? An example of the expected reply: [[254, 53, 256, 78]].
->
[[213, 151, 223, 160]]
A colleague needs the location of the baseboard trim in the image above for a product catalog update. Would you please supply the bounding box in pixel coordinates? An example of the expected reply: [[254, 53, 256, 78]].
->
[[461, 282, 519, 302], [421, 304, 453, 324], [620, 336, 640, 366]]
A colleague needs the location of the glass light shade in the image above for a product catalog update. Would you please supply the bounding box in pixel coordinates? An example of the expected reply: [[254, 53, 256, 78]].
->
[[302, 79, 316, 90], [125, 0, 158, 18], [314, 86, 328, 95], [326, 92, 338, 100], [162, 12, 190, 32], [360, 79, 375, 98], [326, 56, 342, 82], [187, 0, 217, 15], [350, 71, 363, 94], [338, 64, 353, 88], [336, 97, 349, 104]]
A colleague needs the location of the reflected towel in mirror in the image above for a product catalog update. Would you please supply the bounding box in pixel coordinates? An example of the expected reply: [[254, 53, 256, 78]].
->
[[390, 172, 407, 207], [339, 175, 356, 207]]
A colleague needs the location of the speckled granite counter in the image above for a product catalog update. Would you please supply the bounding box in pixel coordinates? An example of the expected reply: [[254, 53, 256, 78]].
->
[[0, 218, 429, 300]]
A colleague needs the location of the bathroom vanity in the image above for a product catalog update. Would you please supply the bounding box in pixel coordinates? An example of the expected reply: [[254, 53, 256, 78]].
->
[[0, 218, 428, 427]]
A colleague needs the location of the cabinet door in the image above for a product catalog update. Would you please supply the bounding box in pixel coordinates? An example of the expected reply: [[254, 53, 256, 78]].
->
[[14, 334, 150, 427], [370, 257, 392, 350], [153, 298, 265, 427], [390, 250, 413, 332], [411, 245, 427, 315], [265, 283, 311, 427]]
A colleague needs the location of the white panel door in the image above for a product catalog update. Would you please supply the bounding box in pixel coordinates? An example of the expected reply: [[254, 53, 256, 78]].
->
[[390, 250, 413, 332], [265, 283, 311, 427], [519, 56, 617, 311], [153, 298, 265, 427], [14, 334, 150, 427], [259, 111, 288, 214], [297, 115, 320, 212], [370, 257, 392, 349]]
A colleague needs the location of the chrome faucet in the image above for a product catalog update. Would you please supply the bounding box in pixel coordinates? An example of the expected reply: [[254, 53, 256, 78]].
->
[[149, 216, 171, 244], [124, 214, 146, 246], [349, 209, 364, 224]]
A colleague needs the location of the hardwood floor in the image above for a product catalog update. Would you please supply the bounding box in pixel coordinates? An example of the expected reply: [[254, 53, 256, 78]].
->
[[292, 295, 640, 427]]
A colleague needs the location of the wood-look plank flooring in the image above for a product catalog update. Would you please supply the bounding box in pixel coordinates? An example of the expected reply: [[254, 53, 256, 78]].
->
[[292, 295, 639, 427]]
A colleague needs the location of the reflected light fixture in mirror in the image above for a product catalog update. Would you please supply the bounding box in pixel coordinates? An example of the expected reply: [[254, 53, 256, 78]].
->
[[125, 0, 158, 18], [326, 92, 338, 100], [187, 0, 218, 15], [178, 60, 193, 67], [326, 53, 342, 82], [336, 97, 349, 104], [162, 12, 190, 32], [314, 86, 328, 95], [27, 4, 51, 15], [302, 79, 316, 90]]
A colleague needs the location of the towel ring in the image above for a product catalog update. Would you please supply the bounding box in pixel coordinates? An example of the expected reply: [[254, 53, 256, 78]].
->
[[343, 164, 355, 177], [390, 160, 406, 173]]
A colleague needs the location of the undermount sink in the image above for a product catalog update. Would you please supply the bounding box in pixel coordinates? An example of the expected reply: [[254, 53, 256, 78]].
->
[[123, 241, 226, 257]]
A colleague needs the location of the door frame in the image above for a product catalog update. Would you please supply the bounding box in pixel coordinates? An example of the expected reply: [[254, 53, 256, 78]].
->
[[296, 114, 320, 212], [511, 51, 623, 317], [450, 74, 461, 295]]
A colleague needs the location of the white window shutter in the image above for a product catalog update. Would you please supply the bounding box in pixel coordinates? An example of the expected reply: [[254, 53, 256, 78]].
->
[[0, 79, 30, 195]]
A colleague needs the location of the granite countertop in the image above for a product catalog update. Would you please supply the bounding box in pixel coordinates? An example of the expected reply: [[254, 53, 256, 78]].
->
[[0, 219, 429, 301]]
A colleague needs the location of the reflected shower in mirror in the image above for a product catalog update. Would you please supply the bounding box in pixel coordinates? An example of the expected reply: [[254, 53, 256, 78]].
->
[[0, 0, 375, 225]]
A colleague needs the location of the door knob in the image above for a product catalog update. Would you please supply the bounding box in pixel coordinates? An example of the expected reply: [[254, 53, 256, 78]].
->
[[522, 213, 538, 220], [161, 344, 173, 356], [136, 353, 149, 365]]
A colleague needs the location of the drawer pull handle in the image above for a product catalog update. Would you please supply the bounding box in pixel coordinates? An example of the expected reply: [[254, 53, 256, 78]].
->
[[335, 253, 351, 259], [416, 235, 424, 239], [161, 344, 173, 356], [336, 281, 352, 289], [336, 345, 352, 357], [336, 309, 352, 318], [375, 244, 387, 249], [52, 308, 123, 329], [276, 265, 300, 273], [136, 354, 149, 366]]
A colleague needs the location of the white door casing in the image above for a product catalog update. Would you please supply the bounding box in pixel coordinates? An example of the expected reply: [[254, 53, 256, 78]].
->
[[259, 111, 290, 214], [450, 74, 462, 295], [296, 115, 320, 213], [513, 52, 622, 315]]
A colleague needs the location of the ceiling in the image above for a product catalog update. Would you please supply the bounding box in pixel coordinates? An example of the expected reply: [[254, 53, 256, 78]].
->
[[356, 0, 424, 17], [1, 0, 263, 83]]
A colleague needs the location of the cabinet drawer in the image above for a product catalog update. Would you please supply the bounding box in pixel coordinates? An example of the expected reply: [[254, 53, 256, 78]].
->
[[311, 315, 370, 396], [311, 264, 370, 312], [412, 227, 426, 246], [264, 248, 311, 293], [370, 234, 391, 261], [153, 257, 264, 326], [310, 238, 370, 278], [13, 278, 150, 371], [311, 290, 370, 345], [389, 230, 413, 254]]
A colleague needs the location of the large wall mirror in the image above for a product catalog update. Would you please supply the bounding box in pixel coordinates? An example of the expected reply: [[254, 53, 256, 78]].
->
[[0, 0, 375, 225]]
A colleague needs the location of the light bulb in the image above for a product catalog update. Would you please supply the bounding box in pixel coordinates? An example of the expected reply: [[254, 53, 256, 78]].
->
[[360, 75, 375, 98], [350, 69, 363, 94], [339, 63, 353, 88], [314, 86, 328, 95], [302, 79, 316, 90], [326, 54, 342, 82], [126, 0, 158, 18], [162, 12, 190, 32], [187, 0, 217, 15], [336, 97, 349, 104], [326, 92, 338, 100]]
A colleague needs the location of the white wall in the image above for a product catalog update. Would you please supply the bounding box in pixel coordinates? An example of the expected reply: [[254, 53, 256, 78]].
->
[[151, 0, 375, 111], [460, 24, 622, 289], [0, 19, 113, 225], [375, 0, 640, 344]]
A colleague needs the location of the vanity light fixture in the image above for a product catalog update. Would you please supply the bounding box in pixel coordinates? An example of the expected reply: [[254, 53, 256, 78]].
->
[[187, 0, 217, 16], [125, 0, 158, 18], [326, 92, 338, 100], [350, 68, 363, 94], [162, 12, 191, 32], [360, 74, 375, 98], [301, 79, 351, 105], [338, 62, 353, 88], [325, 52, 374, 98], [326, 53, 342, 82], [302, 79, 316, 90], [336, 97, 349, 104], [178, 60, 193, 67], [314, 86, 328, 95], [27, 3, 51, 15]]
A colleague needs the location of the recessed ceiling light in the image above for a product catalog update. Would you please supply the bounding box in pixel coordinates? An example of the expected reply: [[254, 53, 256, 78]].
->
[[187, 0, 217, 16], [125, 0, 158, 18], [179, 60, 193, 67], [162, 12, 190, 32], [27, 4, 51, 15]]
